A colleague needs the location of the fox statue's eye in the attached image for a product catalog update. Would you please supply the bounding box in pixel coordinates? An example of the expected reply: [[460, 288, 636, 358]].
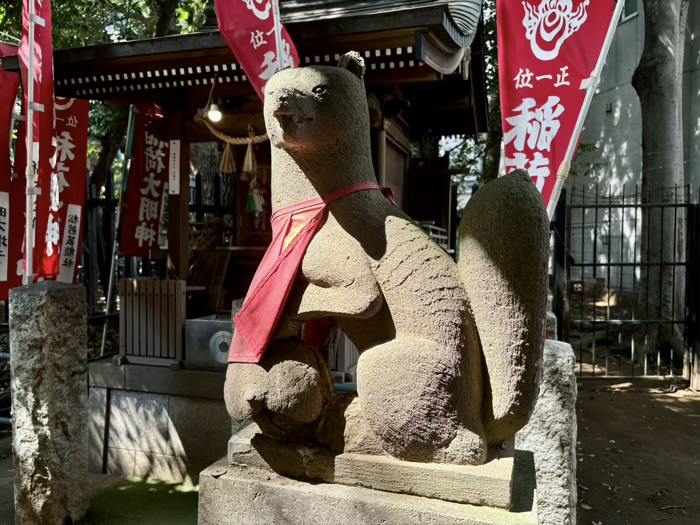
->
[[312, 85, 327, 95]]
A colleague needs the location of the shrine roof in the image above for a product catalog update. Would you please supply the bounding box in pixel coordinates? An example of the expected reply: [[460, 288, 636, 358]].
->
[[279, 0, 482, 48], [0, 0, 486, 137]]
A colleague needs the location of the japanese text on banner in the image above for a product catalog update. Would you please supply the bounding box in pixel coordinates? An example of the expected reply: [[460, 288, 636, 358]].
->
[[119, 104, 169, 257], [497, 0, 616, 207], [215, 0, 300, 100]]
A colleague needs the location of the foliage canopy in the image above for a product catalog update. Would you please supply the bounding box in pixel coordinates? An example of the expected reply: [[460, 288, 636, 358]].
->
[[0, 0, 207, 48]]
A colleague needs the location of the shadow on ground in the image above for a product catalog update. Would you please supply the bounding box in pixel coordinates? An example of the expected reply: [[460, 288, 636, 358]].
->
[[82, 477, 198, 525], [577, 379, 700, 525]]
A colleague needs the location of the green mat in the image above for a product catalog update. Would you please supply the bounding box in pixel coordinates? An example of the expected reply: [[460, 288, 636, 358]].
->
[[81, 477, 198, 525]]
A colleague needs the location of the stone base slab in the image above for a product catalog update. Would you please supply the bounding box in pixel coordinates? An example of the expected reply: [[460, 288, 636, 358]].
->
[[198, 456, 537, 525], [229, 424, 516, 509]]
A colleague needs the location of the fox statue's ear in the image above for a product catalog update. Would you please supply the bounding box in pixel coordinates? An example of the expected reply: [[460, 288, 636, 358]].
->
[[337, 51, 365, 79]]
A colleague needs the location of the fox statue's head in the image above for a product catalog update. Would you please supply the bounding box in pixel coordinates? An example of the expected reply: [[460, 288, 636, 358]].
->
[[263, 52, 368, 153]]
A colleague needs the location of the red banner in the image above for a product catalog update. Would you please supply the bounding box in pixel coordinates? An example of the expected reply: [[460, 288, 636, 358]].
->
[[19, 0, 56, 279], [11, 106, 28, 290], [0, 45, 21, 300], [45, 97, 89, 283], [120, 104, 169, 257], [497, 0, 616, 206], [215, 0, 300, 100]]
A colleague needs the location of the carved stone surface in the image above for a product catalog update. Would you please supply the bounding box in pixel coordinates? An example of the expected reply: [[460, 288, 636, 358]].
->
[[10, 282, 88, 525], [516, 340, 578, 525], [198, 456, 538, 525], [228, 423, 517, 509], [224, 52, 549, 476], [459, 170, 550, 446]]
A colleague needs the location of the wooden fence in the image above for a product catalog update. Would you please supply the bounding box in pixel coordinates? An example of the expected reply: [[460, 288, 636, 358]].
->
[[118, 279, 186, 365]]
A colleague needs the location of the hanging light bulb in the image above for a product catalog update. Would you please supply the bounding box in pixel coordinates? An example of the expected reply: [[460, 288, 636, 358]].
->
[[207, 103, 222, 122]]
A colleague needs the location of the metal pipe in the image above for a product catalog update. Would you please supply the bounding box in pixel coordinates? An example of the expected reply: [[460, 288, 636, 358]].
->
[[24, 0, 38, 284], [271, 0, 283, 72], [0, 417, 11, 426]]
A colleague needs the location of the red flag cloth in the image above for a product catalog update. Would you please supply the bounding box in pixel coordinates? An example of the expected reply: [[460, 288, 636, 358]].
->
[[119, 104, 169, 257], [214, 0, 299, 101], [19, 0, 56, 278], [229, 182, 394, 363], [49, 97, 89, 283], [11, 107, 28, 288], [0, 45, 20, 300], [497, 0, 616, 207]]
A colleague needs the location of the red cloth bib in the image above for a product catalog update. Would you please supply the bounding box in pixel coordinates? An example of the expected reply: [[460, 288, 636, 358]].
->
[[229, 182, 395, 363]]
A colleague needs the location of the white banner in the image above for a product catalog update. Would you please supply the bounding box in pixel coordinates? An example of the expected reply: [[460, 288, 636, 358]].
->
[[0, 192, 9, 282], [169, 139, 180, 195], [57, 203, 81, 283]]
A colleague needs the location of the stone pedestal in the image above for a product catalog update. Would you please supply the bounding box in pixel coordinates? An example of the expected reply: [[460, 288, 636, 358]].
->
[[10, 282, 89, 525], [516, 340, 578, 525], [228, 425, 519, 509], [200, 424, 537, 525], [199, 454, 537, 525], [198, 339, 579, 525]]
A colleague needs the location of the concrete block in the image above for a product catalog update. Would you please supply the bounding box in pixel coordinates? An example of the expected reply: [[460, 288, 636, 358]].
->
[[106, 447, 187, 482], [88, 359, 125, 389], [134, 452, 188, 482], [87, 387, 108, 474], [516, 340, 578, 525], [105, 447, 208, 484], [168, 395, 230, 461], [108, 390, 184, 457], [198, 457, 537, 525], [100, 388, 235, 484], [105, 447, 136, 478], [10, 282, 88, 525], [124, 365, 225, 399]]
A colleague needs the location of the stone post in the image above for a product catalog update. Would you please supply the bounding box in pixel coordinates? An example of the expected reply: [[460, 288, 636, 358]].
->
[[516, 340, 578, 525], [10, 282, 89, 525]]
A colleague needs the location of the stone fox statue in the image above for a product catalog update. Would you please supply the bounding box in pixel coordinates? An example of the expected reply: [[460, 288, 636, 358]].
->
[[225, 52, 549, 467]]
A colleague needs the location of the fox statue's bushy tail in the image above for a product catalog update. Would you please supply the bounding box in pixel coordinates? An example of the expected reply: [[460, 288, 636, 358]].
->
[[458, 170, 549, 446]]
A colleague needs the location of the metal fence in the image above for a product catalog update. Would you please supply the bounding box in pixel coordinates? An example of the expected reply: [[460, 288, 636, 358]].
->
[[558, 185, 696, 379]]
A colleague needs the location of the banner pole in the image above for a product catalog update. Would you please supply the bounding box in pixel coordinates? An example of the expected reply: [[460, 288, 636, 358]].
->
[[101, 105, 137, 357], [23, 0, 37, 285], [547, 0, 625, 220], [271, 0, 283, 72]]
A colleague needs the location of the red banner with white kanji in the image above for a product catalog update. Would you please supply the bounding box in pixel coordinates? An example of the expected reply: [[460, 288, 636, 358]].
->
[[497, 0, 617, 206], [215, 0, 300, 101], [119, 104, 168, 257], [0, 44, 21, 300], [46, 97, 89, 283], [10, 108, 28, 291]]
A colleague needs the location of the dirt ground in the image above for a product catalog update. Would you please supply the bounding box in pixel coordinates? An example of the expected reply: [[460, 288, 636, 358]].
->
[[576, 379, 700, 525]]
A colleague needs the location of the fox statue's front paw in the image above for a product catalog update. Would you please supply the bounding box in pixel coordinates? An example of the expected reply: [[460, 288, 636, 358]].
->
[[224, 338, 335, 440]]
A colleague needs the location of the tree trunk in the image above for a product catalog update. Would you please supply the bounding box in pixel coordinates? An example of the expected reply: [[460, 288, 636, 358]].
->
[[481, 94, 502, 185], [154, 0, 181, 37], [89, 108, 128, 191], [631, 0, 689, 365]]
